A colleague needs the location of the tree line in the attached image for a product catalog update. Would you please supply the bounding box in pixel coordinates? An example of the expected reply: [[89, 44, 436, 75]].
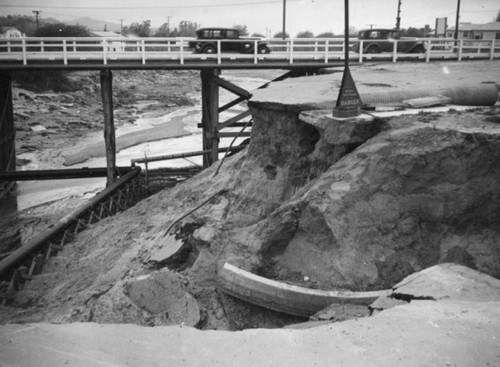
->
[[2, 14, 459, 39]]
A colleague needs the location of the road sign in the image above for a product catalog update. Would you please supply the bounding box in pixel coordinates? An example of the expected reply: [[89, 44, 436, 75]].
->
[[332, 67, 362, 118]]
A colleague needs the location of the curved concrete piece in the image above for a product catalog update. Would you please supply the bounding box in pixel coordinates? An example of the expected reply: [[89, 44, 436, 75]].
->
[[218, 263, 390, 317]]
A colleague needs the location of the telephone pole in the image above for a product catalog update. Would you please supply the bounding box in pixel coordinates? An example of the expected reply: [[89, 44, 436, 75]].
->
[[119, 19, 126, 35], [395, 0, 401, 30], [454, 0, 461, 40], [282, 0, 287, 39], [33, 10, 41, 31]]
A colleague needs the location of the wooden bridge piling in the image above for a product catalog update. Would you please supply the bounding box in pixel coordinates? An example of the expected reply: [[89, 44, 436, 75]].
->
[[0, 70, 15, 196], [100, 69, 117, 186], [201, 68, 220, 168]]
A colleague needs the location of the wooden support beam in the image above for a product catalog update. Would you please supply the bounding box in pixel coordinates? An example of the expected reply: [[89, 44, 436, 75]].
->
[[201, 68, 220, 167], [218, 110, 252, 130], [100, 69, 117, 186], [218, 96, 247, 113], [209, 131, 252, 138], [215, 76, 252, 99]]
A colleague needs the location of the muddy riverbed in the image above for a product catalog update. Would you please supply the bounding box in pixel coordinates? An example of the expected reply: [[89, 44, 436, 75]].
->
[[0, 69, 282, 255]]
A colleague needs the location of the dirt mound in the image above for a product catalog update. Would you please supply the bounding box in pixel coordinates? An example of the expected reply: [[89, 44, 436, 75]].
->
[[3, 66, 500, 330]]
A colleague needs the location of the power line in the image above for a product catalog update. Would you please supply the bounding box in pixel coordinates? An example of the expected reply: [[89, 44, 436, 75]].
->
[[1, 1, 303, 10]]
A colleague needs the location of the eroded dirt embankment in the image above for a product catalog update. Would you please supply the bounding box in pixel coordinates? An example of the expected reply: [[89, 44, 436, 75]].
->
[[2, 62, 500, 331]]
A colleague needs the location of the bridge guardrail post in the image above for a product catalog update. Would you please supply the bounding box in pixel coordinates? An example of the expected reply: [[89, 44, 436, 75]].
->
[[458, 39, 463, 61], [490, 39, 495, 60], [41, 40, 44, 53], [392, 40, 397, 62], [21, 39, 27, 65], [180, 39, 184, 65], [290, 39, 294, 64], [7, 41, 10, 53], [324, 40, 329, 63], [358, 40, 363, 64], [63, 40, 67, 65], [253, 40, 258, 64], [426, 39, 431, 62], [102, 40, 108, 65], [141, 40, 146, 64], [217, 40, 221, 64]]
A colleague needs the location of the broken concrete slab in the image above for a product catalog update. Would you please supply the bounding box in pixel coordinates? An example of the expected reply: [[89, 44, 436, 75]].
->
[[147, 233, 186, 263], [123, 270, 200, 327], [309, 302, 370, 322], [392, 263, 500, 302], [371, 263, 500, 312]]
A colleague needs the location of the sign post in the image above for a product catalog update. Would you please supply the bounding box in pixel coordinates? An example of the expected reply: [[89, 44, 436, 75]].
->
[[332, 0, 362, 118]]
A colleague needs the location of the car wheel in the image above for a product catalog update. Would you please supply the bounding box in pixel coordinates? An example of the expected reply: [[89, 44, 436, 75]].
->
[[203, 45, 216, 54], [258, 45, 270, 54], [366, 45, 381, 54], [412, 45, 426, 54]]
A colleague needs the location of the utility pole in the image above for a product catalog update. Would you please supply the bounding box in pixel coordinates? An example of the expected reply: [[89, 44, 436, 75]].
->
[[282, 0, 287, 39], [454, 0, 461, 40], [332, 0, 361, 118], [166, 16, 171, 36], [32, 10, 41, 31], [395, 0, 402, 30], [119, 19, 126, 35]]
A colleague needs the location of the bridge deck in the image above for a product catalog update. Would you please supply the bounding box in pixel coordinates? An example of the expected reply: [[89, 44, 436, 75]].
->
[[0, 36, 499, 70]]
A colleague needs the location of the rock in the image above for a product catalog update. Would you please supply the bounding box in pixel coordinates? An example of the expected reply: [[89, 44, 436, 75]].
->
[[310, 303, 370, 321], [123, 270, 200, 327], [14, 110, 31, 119], [30, 125, 47, 132], [148, 233, 186, 263]]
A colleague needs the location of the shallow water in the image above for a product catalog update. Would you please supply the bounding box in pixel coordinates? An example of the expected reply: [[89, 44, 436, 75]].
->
[[0, 72, 273, 253]]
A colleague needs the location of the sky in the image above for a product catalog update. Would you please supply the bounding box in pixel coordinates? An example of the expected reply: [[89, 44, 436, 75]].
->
[[1, 0, 499, 37]]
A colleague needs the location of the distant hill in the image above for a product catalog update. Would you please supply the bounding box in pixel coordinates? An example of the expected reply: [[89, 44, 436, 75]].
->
[[68, 17, 121, 33]]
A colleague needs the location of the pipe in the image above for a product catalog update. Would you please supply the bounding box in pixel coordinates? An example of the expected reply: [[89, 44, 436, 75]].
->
[[0, 166, 141, 279], [359, 84, 499, 107], [219, 263, 389, 317], [0, 166, 133, 181]]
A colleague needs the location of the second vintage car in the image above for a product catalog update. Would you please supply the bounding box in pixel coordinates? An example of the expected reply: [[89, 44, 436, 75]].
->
[[353, 28, 426, 54], [188, 28, 271, 54]]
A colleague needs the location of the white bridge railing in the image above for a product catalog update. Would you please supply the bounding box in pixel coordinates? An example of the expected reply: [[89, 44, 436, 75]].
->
[[0, 37, 498, 66]]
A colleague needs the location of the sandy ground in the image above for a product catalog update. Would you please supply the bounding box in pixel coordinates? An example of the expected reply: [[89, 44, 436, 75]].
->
[[1, 264, 499, 366]]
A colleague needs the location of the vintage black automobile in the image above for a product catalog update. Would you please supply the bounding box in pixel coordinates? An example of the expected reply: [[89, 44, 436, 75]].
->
[[188, 28, 271, 54], [353, 28, 426, 54]]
